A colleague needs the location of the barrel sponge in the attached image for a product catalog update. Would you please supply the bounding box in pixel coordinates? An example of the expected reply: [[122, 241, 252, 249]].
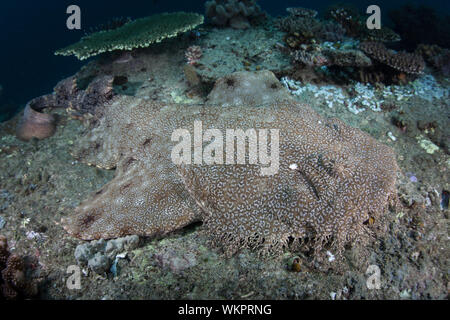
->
[[55, 12, 204, 60]]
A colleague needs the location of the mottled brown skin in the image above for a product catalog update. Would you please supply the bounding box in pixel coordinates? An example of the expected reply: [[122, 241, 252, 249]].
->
[[64, 71, 399, 263]]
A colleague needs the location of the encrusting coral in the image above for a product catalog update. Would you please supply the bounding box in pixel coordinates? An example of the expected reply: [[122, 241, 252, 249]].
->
[[55, 12, 204, 60], [205, 0, 263, 29], [63, 70, 399, 267]]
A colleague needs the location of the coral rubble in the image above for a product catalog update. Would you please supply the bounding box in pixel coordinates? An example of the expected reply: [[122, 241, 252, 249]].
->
[[55, 12, 204, 60]]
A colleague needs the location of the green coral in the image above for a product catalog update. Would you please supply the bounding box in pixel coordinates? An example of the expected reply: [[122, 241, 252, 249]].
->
[[55, 12, 204, 60]]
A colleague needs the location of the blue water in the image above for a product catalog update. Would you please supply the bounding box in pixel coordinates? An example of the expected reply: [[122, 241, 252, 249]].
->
[[0, 0, 448, 121]]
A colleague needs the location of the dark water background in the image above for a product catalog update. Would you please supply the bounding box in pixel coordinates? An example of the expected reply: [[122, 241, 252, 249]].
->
[[0, 0, 448, 121]]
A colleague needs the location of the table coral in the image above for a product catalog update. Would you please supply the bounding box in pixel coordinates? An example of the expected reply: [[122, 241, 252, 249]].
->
[[63, 71, 399, 266], [55, 12, 204, 60]]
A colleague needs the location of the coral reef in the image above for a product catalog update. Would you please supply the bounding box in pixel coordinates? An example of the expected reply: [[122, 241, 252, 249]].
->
[[326, 6, 400, 42], [16, 75, 115, 141], [416, 44, 450, 77], [205, 0, 263, 29], [0, 235, 38, 299], [360, 42, 425, 75], [276, 7, 322, 44], [363, 28, 401, 43], [326, 6, 361, 37], [185, 45, 202, 65], [322, 48, 372, 67], [55, 12, 204, 60], [286, 7, 317, 18], [315, 21, 346, 43], [62, 71, 399, 267], [190, 26, 291, 85]]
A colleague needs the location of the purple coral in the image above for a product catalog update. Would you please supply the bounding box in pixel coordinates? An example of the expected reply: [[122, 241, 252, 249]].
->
[[185, 45, 203, 65]]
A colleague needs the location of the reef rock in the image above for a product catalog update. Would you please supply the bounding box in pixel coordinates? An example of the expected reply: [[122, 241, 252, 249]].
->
[[64, 70, 399, 264]]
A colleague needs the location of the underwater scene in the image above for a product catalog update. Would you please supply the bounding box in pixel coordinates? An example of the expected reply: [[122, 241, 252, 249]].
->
[[0, 0, 449, 303]]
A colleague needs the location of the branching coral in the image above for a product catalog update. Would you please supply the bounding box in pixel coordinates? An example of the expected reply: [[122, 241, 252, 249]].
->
[[315, 21, 346, 42], [291, 48, 329, 67], [416, 44, 450, 77], [205, 0, 263, 29], [360, 41, 425, 74], [326, 6, 363, 38], [276, 8, 321, 41], [55, 12, 204, 60], [277, 7, 347, 48], [185, 45, 203, 65]]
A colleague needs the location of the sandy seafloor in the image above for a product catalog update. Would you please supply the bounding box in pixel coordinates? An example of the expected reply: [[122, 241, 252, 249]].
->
[[0, 24, 449, 300]]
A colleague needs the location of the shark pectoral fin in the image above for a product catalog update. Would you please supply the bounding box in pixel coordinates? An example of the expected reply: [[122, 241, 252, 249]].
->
[[62, 159, 201, 240]]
